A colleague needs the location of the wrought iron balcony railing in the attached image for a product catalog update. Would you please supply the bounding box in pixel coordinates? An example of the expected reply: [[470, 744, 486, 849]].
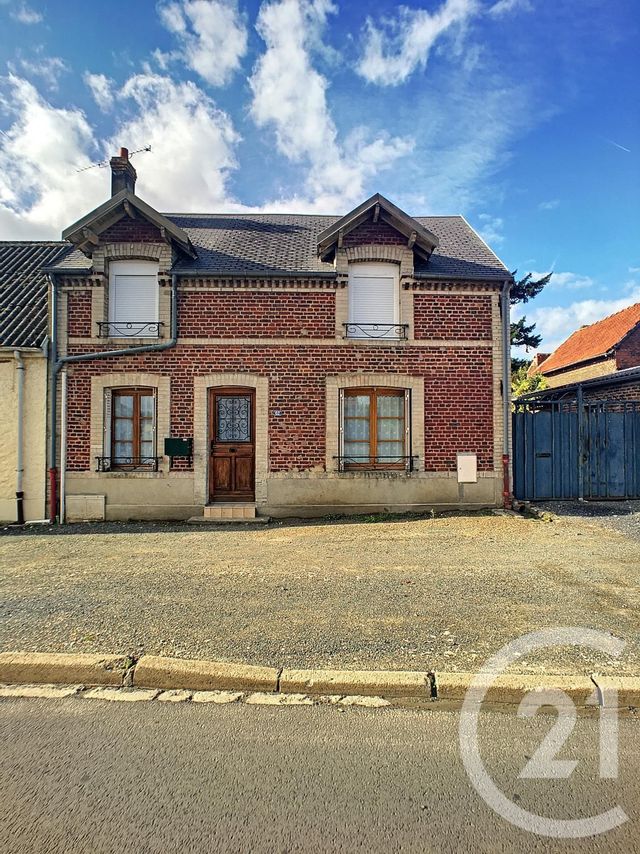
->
[[96, 456, 161, 472], [334, 455, 417, 472], [97, 321, 164, 338], [343, 323, 408, 340]]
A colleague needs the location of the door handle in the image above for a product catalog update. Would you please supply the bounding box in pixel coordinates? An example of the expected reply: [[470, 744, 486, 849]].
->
[[229, 448, 237, 453]]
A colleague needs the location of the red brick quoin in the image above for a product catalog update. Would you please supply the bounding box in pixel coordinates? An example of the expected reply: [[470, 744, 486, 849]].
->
[[64, 343, 494, 474]]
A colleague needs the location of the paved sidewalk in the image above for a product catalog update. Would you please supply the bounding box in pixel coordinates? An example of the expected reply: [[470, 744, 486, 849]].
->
[[1, 513, 638, 675]]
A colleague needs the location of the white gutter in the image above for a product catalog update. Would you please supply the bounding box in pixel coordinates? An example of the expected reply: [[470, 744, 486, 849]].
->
[[13, 350, 25, 524]]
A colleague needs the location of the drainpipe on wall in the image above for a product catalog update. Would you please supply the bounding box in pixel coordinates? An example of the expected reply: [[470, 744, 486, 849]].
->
[[47, 272, 179, 523], [60, 368, 68, 524], [13, 350, 25, 525], [501, 278, 512, 508]]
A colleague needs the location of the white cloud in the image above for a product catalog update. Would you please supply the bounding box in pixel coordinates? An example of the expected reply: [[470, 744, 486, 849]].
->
[[476, 213, 504, 245], [249, 0, 413, 211], [356, 0, 478, 87], [112, 74, 240, 210], [84, 72, 114, 111], [10, 53, 69, 90], [488, 0, 532, 17], [0, 76, 104, 239], [513, 287, 640, 355], [158, 0, 248, 86], [529, 270, 595, 291], [10, 4, 43, 24], [538, 198, 560, 211], [629, 266, 640, 274], [0, 72, 243, 239]]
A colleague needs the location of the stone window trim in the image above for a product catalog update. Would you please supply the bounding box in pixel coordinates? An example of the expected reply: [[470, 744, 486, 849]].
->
[[193, 373, 269, 506], [90, 373, 170, 476], [325, 373, 425, 473], [91, 243, 172, 342], [335, 254, 414, 341]]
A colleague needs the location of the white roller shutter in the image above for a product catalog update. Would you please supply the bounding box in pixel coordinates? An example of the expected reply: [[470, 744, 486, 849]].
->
[[347, 263, 398, 338], [109, 261, 159, 335]]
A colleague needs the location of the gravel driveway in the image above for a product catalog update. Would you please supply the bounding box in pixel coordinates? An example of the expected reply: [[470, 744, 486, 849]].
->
[[537, 500, 640, 541], [1, 512, 638, 676]]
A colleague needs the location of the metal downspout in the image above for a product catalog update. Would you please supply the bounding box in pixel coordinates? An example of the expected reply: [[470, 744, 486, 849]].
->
[[501, 278, 512, 508], [13, 350, 25, 525], [47, 273, 179, 523], [60, 369, 68, 524]]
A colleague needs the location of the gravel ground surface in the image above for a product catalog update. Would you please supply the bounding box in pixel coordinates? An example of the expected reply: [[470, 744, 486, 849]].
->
[[0, 512, 638, 676], [536, 500, 640, 542]]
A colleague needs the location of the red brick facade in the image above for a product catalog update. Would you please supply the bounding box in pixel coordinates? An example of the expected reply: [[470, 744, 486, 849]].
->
[[67, 289, 93, 337], [178, 290, 336, 338], [99, 220, 163, 244], [64, 342, 495, 474], [342, 220, 407, 247], [413, 293, 493, 340], [615, 325, 640, 370]]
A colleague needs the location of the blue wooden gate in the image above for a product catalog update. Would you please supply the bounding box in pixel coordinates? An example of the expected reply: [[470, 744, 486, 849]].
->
[[513, 398, 640, 501]]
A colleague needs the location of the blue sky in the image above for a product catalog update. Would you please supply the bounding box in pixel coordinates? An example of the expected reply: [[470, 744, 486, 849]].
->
[[0, 0, 638, 353]]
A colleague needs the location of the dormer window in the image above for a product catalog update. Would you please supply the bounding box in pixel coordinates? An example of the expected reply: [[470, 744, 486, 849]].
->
[[346, 262, 404, 340], [103, 260, 161, 338]]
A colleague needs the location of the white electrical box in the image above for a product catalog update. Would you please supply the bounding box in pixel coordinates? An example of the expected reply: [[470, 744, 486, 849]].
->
[[457, 453, 477, 483]]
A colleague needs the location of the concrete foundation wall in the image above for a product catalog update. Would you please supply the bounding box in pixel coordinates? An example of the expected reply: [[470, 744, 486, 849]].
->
[[65, 470, 502, 521]]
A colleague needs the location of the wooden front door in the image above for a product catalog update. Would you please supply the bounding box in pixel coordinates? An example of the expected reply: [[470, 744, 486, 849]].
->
[[209, 387, 255, 502]]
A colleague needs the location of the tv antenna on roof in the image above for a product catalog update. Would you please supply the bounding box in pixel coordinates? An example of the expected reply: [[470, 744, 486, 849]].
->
[[75, 145, 152, 173]]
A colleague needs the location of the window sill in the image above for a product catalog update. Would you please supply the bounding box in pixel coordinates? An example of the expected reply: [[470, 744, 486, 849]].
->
[[332, 469, 415, 478]]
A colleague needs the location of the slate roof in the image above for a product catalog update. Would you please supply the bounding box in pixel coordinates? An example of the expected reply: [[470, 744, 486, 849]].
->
[[0, 242, 67, 348], [539, 302, 640, 374], [48, 213, 510, 281]]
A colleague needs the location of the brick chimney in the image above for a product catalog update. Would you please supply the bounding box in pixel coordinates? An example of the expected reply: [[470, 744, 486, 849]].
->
[[527, 352, 551, 376], [110, 147, 137, 196]]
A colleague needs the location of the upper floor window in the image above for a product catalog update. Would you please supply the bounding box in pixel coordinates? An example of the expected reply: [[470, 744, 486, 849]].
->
[[345, 262, 405, 340], [104, 260, 161, 338]]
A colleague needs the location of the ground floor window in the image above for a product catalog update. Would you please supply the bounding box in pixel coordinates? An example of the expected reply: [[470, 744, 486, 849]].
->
[[340, 387, 410, 470], [98, 387, 158, 471]]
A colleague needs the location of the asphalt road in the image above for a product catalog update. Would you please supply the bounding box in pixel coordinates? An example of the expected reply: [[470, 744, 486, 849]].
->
[[0, 698, 638, 853]]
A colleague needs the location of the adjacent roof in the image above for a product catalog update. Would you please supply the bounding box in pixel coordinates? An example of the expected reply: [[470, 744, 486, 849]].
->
[[537, 302, 640, 374], [0, 242, 67, 348]]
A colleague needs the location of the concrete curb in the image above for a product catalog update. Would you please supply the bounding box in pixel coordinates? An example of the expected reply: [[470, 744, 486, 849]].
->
[[0, 652, 128, 687], [0, 652, 638, 708], [434, 672, 596, 705], [133, 655, 279, 693], [280, 668, 434, 698]]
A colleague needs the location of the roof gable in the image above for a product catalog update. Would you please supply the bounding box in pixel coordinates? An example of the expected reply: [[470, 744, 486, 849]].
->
[[61, 190, 195, 258], [539, 302, 640, 374], [316, 193, 439, 261]]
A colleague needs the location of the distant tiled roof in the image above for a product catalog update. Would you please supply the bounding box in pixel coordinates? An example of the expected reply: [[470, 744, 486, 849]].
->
[[0, 242, 68, 348], [539, 302, 640, 374], [48, 212, 510, 280]]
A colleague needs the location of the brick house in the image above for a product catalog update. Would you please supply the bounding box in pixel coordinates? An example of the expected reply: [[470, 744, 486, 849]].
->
[[528, 302, 640, 388], [44, 149, 512, 521]]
